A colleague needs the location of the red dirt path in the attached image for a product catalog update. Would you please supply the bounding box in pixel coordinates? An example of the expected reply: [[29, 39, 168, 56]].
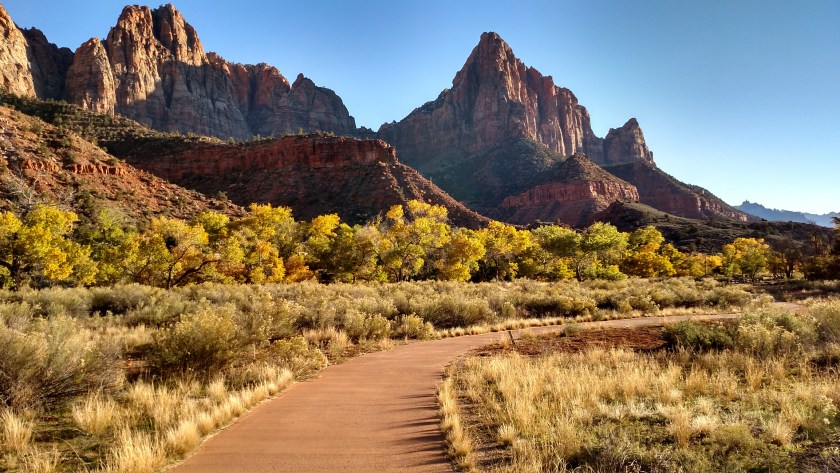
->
[[170, 313, 741, 473]]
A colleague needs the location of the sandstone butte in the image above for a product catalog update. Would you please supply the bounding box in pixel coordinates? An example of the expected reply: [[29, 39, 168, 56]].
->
[[379, 32, 752, 224]]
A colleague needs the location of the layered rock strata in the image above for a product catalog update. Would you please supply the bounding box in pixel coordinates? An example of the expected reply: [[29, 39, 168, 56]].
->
[[122, 134, 489, 228]]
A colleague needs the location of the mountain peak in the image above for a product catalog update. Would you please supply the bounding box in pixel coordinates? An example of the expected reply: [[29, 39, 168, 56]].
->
[[602, 118, 654, 165]]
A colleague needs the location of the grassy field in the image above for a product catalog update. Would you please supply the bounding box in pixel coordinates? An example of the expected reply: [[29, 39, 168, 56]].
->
[[0, 278, 755, 471], [443, 299, 840, 472]]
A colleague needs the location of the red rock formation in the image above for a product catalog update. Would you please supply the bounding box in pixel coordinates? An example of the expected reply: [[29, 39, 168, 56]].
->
[[0, 103, 237, 221], [604, 162, 754, 221], [0, 4, 358, 140], [136, 136, 398, 180], [378, 32, 654, 171], [495, 153, 640, 226], [603, 118, 654, 165], [0, 4, 36, 96], [117, 136, 487, 228], [20, 28, 73, 100], [122, 134, 489, 228]]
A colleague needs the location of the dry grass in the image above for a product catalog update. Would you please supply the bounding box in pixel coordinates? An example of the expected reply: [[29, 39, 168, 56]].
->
[[1, 409, 33, 454], [20, 446, 62, 473], [104, 429, 165, 473], [447, 317, 840, 472], [438, 374, 476, 472], [72, 392, 119, 436]]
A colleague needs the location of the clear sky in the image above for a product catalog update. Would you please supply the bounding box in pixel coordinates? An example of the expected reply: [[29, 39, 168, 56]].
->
[[4, 0, 839, 214]]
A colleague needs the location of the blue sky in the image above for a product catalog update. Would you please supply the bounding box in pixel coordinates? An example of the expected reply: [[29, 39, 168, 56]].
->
[[5, 0, 839, 214]]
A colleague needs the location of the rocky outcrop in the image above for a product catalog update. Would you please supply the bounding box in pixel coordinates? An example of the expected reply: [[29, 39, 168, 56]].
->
[[604, 161, 753, 221], [133, 135, 398, 181], [121, 134, 489, 228], [65, 38, 116, 113], [0, 3, 357, 140], [603, 118, 654, 165], [495, 153, 640, 226], [0, 102, 238, 221], [0, 4, 36, 96], [20, 28, 73, 100], [378, 32, 649, 172]]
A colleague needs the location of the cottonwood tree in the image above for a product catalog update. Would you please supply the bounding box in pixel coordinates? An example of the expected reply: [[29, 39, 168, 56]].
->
[[476, 221, 533, 280], [0, 205, 96, 288], [621, 226, 675, 277], [134, 217, 218, 288], [721, 237, 770, 281], [379, 201, 451, 281]]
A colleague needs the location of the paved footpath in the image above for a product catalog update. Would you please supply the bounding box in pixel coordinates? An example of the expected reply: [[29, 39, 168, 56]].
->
[[171, 312, 746, 473]]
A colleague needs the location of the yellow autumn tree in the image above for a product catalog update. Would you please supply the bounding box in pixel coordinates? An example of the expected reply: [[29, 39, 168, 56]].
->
[[721, 237, 770, 280], [0, 206, 96, 288]]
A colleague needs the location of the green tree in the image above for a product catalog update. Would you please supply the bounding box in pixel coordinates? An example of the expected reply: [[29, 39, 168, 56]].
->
[[77, 208, 139, 285], [528, 225, 576, 280]]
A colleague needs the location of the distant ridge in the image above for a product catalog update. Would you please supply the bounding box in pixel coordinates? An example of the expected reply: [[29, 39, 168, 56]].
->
[[736, 201, 838, 228]]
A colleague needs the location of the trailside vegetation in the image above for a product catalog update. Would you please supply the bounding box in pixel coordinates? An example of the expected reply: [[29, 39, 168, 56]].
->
[[1, 199, 831, 290]]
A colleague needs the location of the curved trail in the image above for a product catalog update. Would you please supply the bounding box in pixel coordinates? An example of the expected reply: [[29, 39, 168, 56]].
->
[[172, 312, 745, 473]]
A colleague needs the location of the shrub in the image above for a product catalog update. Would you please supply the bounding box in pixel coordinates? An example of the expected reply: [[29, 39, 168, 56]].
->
[[150, 306, 240, 376], [735, 308, 815, 356], [414, 296, 495, 329], [392, 314, 434, 340], [90, 285, 164, 316], [811, 300, 840, 344], [268, 336, 327, 377], [663, 321, 734, 351], [0, 316, 121, 410]]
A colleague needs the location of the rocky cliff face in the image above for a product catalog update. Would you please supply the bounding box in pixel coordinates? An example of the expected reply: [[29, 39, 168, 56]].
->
[[603, 118, 654, 166], [604, 162, 753, 221], [378, 32, 651, 171], [495, 153, 640, 226], [0, 3, 357, 140], [119, 134, 489, 228], [0, 4, 36, 96]]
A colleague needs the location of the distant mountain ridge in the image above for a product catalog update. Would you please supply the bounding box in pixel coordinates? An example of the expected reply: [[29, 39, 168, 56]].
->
[[736, 201, 838, 228]]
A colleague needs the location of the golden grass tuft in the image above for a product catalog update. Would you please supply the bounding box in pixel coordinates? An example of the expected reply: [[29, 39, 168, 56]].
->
[[1, 409, 33, 454], [438, 376, 476, 471], [20, 445, 62, 473], [105, 429, 165, 473], [164, 419, 201, 457], [72, 392, 119, 436]]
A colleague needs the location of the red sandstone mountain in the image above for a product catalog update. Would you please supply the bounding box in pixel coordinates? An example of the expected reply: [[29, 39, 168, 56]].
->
[[0, 3, 356, 140], [497, 153, 640, 226], [0, 3, 754, 227], [379, 32, 752, 224]]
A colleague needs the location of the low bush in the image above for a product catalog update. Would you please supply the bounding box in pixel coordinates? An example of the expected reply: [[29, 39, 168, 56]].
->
[[0, 316, 121, 410], [392, 314, 434, 340], [663, 321, 734, 351], [149, 306, 241, 376], [811, 299, 840, 344], [268, 336, 328, 377]]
